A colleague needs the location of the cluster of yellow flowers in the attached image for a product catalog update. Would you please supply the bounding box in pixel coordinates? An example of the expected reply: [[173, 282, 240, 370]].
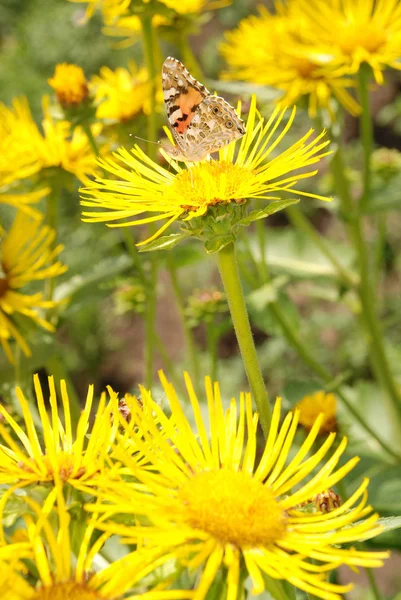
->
[[0, 374, 387, 600], [221, 0, 401, 117]]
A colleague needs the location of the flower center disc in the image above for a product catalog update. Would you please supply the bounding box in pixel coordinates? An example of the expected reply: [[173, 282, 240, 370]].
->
[[33, 581, 104, 600], [178, 470, 286, 547], [0, 277, 9, 298], [337, 22, 387, 54]]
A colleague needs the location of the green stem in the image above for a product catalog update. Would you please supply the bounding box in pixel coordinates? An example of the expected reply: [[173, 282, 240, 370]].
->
[[366, 568, 383, 600], [358, 64, 374, 212], [140, 15, 160, 387], [268, 300, 401, 462], [144, 252, 157, 390], [140, 13, 158, 158], [167, 255, 200, 389], [332, 137, 401, 433], [217, 242, 271, 436], [286, 206, 358, 287], [82, 122, 99, 157]]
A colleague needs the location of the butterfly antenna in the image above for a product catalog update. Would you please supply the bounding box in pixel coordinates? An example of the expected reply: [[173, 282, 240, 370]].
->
[[129, 134, 160, 146]]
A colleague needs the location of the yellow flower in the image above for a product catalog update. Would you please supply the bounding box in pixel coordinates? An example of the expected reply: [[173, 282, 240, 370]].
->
[[81, 97, 330, 247], [48, 63, 89, 106], [294, 0, 401, 84], [0, 97, 102, 186], [0, 98, 43, 187], [69, 0, 229, 21], [90, 62, 161, 122], [220, 6, 361, 118], [0, 374, 121, 514], [87, 372, 388, 600], [296, 390, 337, 433], [0, 212, 66, 363], [1, 489, 186, 600], [158, 0, 230, 14]]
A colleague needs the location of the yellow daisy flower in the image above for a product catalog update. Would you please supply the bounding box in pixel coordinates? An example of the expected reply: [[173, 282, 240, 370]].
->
[[296, 390, 337, 433], [69, 0, 229, 21], [294, 0, 401, 84], [220, 6, 361, 118], [1, 489, 188, 600], [48, 63, 89, 107], [87, 372, 388, 600], [81, 97, 330, 247], [0, 98, 43, 187], [90, 62, 161, 122], [0, 212, 66, 363], [0, 374, 121, 514], [0, 97, 101, 187]]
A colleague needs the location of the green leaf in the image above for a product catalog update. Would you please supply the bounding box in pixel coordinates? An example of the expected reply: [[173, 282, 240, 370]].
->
[[376, 516, 401, 533], [238, 199, 299, 227], [54, 255, 132, 301], [204, 233, 236, 254], [138, 233, 190, 253]]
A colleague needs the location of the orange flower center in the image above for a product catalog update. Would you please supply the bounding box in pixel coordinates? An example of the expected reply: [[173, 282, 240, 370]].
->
[[178, 470, 286, 547], [33, 581, 105, 600], [0, 277, 9, 298], [337, 22, 387, 54]]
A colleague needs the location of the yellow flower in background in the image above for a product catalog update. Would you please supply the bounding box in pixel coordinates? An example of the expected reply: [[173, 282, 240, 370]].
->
[[69, 0, 230, 21], [0, 97, 102, 186], [220, 6, 361, 118], [90, 62, 161, 122], [296, 390, 337, 433], [0, 212, 66, 363], [87, 372, 387, 600], [0, 98, 43, 187], [295, 0, 401, 84], [0, 489, 184, 600], [81, 97, 330, 246], [0, 374, 120, 508], [158, 0, 230, 14], [48, 63, 89, 106], [0, 188, 48, 219]]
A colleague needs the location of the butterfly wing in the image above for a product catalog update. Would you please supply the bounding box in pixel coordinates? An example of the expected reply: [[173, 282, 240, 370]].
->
[[162, 57, 246, 162], [162, 57, 209, 156]]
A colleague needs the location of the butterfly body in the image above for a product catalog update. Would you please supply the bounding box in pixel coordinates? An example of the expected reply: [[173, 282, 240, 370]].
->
[[162, 57, 245, 162]]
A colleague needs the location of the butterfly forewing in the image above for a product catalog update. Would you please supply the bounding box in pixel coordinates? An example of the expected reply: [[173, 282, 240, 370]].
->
[[162, 57, 245, 162]]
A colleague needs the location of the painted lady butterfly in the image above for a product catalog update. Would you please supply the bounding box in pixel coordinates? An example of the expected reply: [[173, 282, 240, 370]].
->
[[162, 57, 246, 162]]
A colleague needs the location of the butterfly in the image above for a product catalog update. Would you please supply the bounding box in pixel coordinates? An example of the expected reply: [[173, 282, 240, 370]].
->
[[161, 57, 246, 162]]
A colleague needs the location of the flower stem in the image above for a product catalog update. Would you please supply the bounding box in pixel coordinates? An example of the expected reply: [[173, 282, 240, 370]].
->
[[358, 63, 373, 212], [167, 255, 200, 389], [145, 252, 157, 389], [366, 568, 383, 600], [140, 14, 160, 387], [286, 205, 358, 287], [140, 13, 158, 158], [217, 242, 271, 435], [82, 122, 99, 157], [268, 297, 401, 462], [332, 133, 401, 426]]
